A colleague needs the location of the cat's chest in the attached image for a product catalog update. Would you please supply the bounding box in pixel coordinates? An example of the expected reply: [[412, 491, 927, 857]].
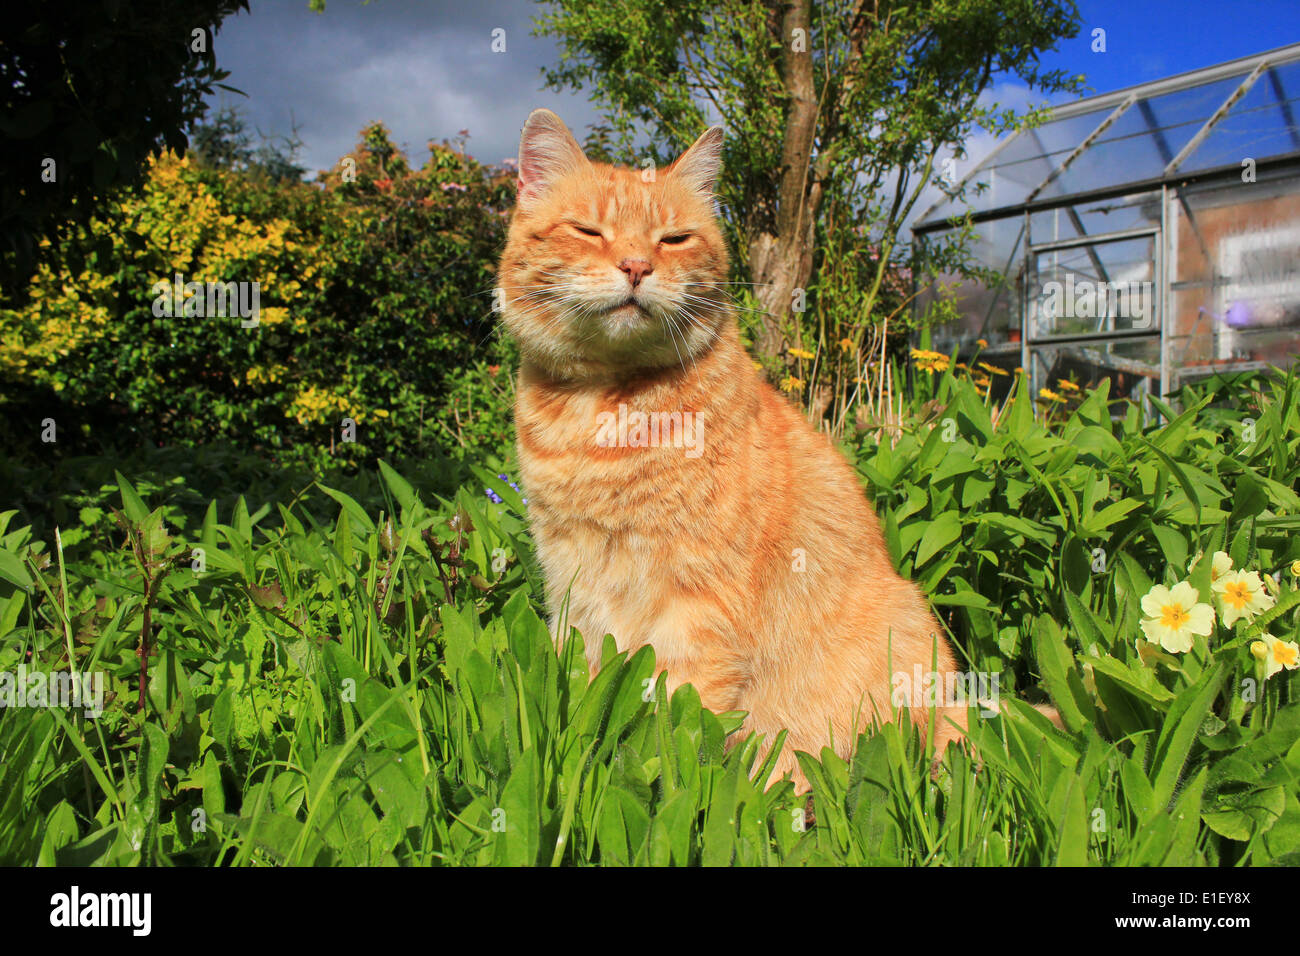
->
[[528, 505, 707, 661], [515, 387, 712, 531], [520, 418, 732, 611]]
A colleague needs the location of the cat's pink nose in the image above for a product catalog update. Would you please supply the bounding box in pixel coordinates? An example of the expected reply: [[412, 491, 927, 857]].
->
[[618, 258, 653, 288]]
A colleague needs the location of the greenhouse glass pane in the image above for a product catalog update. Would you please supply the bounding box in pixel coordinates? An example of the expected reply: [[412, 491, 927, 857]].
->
[[1028, 235, 1158, 338], [922, 216, 1026, 353], [1029, 191, 1161, 244], [923, 109, 1115, 221], [1043, 76, 1246, 198], [1181, 61, 1300, 172], [1030, 338, 1160, 410], [1168, 178, 1300, 378]]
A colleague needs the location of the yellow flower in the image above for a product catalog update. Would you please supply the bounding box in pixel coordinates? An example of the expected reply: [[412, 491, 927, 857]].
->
[[838, 338, 854, 352], [1139, 581, 1215, 653], [1291, 559, 1300, 577], [788, 347, 815, 360], [752, 360, 764, 372], [1213, 569, 1275, 628], [1039, 388, 1065, 402], [977, 362, 1009, 377], [1057, 379, 1080, 392], [910, 349, 951, 374], [1213, 551, 1233, 580], [1251, 634, 1300, 680], [975, 338, 988, 348], [780, 376, 805, 392], [1188, 550, 1233, 583]]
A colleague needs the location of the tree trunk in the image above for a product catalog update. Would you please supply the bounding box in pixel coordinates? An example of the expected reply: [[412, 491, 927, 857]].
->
[[750, 0, 820, 366]]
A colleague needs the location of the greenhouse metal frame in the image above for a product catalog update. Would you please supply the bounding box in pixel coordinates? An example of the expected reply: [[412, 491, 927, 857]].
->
[[912, 42, 1300, 407]]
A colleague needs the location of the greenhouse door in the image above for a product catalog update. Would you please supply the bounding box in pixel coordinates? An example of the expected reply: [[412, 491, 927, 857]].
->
[[1023, 226, 1163, 412]]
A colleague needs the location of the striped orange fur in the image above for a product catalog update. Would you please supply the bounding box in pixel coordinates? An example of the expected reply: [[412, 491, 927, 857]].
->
[[497, 109, 966, 792]]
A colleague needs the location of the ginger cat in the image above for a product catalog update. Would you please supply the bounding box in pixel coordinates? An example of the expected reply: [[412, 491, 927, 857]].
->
[[497, 108, 967, 792]]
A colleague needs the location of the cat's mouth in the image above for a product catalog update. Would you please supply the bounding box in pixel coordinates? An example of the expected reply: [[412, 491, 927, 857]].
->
[[597, 298, 659, 343], [609, 297, 648, 317]]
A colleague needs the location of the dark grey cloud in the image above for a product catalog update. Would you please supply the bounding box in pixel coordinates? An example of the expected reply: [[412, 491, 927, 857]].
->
[[208, 0, 602, 176]]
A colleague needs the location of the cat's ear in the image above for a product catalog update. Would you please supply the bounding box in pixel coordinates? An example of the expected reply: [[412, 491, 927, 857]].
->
[[669, 126, 724, 197], [516, 109, 588, 208]]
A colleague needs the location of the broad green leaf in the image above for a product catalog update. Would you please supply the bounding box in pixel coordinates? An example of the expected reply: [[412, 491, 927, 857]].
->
[[377, 459, 418, 512], [318, 484, 377, 535], [114, 470, 150, 524], [914, 511, 962, 569]]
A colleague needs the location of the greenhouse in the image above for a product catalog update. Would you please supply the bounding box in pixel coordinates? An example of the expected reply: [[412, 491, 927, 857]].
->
[[913, 42, 1300, 405]]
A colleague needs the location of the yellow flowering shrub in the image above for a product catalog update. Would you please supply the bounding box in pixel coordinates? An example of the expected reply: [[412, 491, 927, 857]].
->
[[0, 125, 515, 467]]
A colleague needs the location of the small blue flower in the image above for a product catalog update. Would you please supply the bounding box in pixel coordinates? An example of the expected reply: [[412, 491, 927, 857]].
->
[[486, 474, 528, 506]]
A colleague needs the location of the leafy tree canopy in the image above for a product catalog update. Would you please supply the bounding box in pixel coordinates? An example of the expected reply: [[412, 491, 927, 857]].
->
[[0, 0, 250, 293], [535, 0, 1085, 367]]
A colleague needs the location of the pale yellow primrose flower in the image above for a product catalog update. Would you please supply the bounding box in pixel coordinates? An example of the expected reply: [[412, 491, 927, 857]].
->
[[1187, 550, 1233, 583], [1213, 569, 1276, 628], [1250, 634, 1300, 680], [1140, 581, 1215, 653], [1291, 559, 1300, 577], [1214, 552, 1234, 581]]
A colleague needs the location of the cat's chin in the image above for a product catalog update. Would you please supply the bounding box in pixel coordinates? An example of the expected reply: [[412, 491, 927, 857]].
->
[[601, 302, 655, 335]]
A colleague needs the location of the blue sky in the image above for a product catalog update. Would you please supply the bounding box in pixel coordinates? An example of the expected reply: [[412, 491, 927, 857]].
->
[[1037, 0, 1300, 97], [205, 0, 1300, 178]]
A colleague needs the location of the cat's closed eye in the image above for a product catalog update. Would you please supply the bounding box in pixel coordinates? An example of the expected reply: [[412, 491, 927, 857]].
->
[[659, 233, 692, 245], [570, 223, 604, 239]]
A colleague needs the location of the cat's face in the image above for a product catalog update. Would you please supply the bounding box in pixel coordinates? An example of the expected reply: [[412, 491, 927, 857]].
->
[[498, 109, 730, 378]]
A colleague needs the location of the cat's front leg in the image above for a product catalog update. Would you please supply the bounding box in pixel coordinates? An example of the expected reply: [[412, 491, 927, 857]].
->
[[650, 643, 748, 715]]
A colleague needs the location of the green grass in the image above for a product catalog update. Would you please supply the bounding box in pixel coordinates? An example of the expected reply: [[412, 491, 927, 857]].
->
[[1, 369, 1298, 865]]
